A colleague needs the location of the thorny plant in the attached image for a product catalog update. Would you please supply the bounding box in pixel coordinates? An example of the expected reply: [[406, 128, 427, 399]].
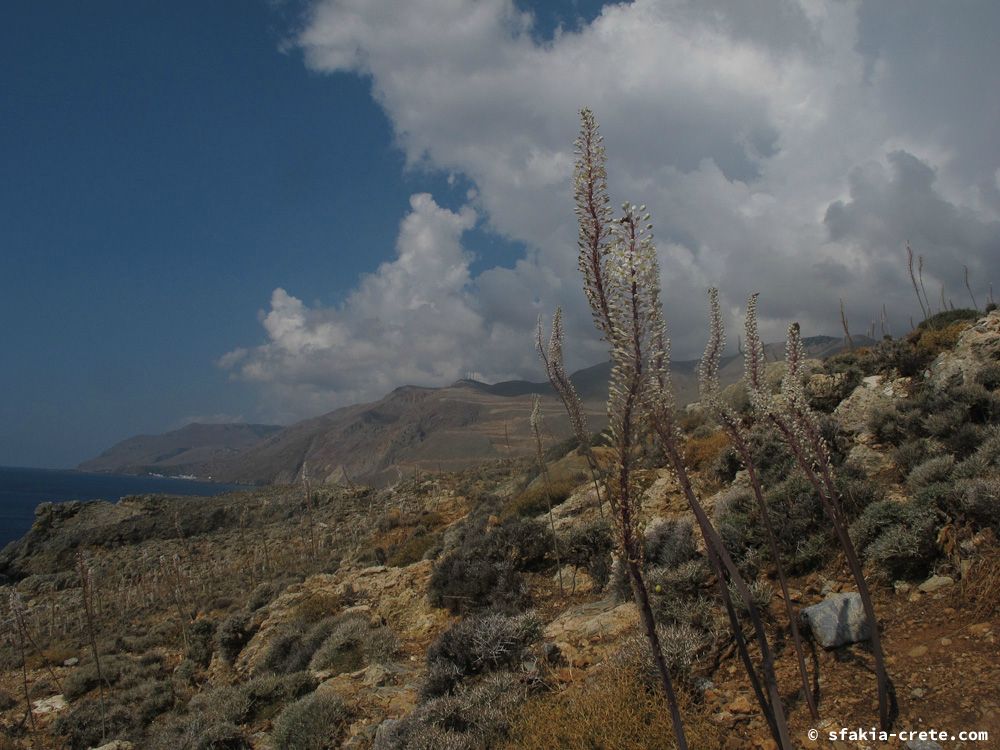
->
[[745, 296, 894, 729], [556, 108, 799, 749], [530, 395, 565, 596]]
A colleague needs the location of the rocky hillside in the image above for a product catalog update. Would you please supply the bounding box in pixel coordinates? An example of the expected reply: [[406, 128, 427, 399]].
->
[[6, 317, 987, 750], [77, 423, 282, 477]]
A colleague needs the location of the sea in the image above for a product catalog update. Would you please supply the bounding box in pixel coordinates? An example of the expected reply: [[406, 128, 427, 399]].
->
[[0, 465, 246, 549]]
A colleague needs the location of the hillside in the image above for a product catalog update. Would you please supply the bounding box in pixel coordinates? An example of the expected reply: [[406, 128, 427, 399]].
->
[[2, 310, 972, 749], [80, 336, 866, 487], [77, 422, 282, 477]]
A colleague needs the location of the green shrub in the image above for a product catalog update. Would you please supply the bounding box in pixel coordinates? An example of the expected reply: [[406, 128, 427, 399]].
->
[[270, 691, 350, 750]]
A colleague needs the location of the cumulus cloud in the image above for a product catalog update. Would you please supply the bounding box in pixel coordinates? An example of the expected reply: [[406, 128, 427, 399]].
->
[[226, 0, 1000, 418]]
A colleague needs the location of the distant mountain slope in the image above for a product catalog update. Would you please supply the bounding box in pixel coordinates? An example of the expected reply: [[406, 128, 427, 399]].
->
[[82, 334, 867, 486], [78, 422, 282, 477]]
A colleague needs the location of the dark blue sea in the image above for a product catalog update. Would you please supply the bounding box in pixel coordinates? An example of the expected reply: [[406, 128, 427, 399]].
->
[[0, 466, 245, 549]]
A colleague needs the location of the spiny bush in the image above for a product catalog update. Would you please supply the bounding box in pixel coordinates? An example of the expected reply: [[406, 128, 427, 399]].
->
[[217, 611, 251, 665], [186, 618, 216, 667], [270, 690, 350, 750], [616, 622, 711, 685], [644, 518, 698, 569], [429, 516, 551, 613], [850, 500, 940, 580], [378, 672, 528, 750], [187, 671, 317, 726], [423, 611, 541, 699], [257, 617, 340, 675], [907, 455, 955, 491], [308, 612, 398, 674], [560, 519, 613, 590]]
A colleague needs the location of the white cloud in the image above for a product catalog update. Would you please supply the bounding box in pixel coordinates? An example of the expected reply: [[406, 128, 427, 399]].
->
[[227, 0, 1000, 418]]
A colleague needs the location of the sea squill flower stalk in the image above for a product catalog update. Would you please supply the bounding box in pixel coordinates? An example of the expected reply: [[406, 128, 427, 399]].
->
[[77, 552, 107, 742], [9, 591, 36, 732], [745, 297, 893, 729], [699, 288, 817, 720], [537, 308, 605, 518], [570, 109, 689, 750], [530, 395, 565, 596], [569, 108, 795, 750]]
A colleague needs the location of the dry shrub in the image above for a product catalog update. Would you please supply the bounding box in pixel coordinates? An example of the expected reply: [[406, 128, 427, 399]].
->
[[387, 532, 437, 567], [912, 320, 971, 360], [503, 663, 722, 750], [505, 475, 579, 518], [292, 591, 341, 624], [684, 430, 731, 471], [956, 539, 1000, 620]]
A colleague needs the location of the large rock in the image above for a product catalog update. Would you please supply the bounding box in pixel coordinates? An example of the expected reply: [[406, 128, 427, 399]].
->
[[800, 592, 871, 648], [929, 310, 1000, 388], [544, 598, 638, 667], [834, 375, 909, 435]]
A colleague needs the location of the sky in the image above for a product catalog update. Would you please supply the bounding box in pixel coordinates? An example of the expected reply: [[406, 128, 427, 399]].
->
[[2, 1, 998, 468]]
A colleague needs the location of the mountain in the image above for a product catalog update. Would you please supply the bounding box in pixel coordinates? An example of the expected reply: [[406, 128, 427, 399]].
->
[[80, 334, 868, 486], [77, 422, 282, 477]]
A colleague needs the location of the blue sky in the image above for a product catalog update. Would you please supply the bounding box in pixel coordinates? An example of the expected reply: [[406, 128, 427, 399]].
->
[[3, 1, 998, 468]]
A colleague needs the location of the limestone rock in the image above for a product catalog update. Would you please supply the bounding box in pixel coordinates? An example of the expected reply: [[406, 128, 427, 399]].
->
[[543, 598, 638, 666], [800, 592, 871, 648], [846, 443, 891, 479], [918, 574, 954, 593], [32, 694, 67, 715], [929, 310, 1000, 388], [834, 375, 909, 434], [90, 742, 134, 750]]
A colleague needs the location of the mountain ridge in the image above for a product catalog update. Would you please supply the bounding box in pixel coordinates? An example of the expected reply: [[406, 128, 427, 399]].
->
[[80, 335, 869, 485]]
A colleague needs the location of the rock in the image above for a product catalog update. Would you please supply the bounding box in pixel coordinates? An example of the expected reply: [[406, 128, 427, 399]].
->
[[554, 565, 595, 594], [929, 310, 1000, 389], [90, 742, 134, 750], [834, 375, 909, 434], [800, 592, 871, 648], [918, 574, 954, 593], [906, 740, 943, 750], [894, 581, 912, 595], [911, 687, 926, 698], [31, 694, 67, 715], [727, 695, 754, 714], [62, 656, 79, 667], [543, 598, 638, 665], [846, 443, 891, 479], [907, 645, 928, 658]]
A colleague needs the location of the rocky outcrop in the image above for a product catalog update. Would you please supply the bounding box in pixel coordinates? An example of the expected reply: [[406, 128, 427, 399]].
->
[[834, 375, 910, 435], [929, 310, 1000, 388]]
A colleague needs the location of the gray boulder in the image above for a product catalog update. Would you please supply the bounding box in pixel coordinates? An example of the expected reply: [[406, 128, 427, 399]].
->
[[800, 592, 871, 648]]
